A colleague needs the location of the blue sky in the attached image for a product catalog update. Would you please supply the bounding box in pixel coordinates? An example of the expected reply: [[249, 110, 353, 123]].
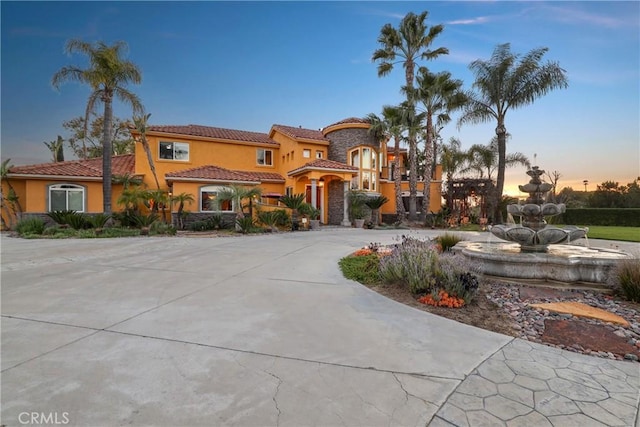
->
[[1, 1, 638, 195]]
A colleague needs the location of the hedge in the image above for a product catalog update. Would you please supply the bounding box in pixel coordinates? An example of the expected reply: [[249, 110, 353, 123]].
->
[[559, 208, 640, 227]]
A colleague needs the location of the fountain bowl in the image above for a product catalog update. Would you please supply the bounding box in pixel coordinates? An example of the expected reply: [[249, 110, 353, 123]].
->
[[452, 241, 631, 284], [490, 224, 589, 252]]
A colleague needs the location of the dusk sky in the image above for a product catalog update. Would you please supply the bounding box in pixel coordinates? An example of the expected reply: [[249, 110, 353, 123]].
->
[[1, 1, 638, 195]]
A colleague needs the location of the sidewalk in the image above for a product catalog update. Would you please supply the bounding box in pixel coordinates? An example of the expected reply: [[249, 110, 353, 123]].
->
[[1, 229, 638, 426]]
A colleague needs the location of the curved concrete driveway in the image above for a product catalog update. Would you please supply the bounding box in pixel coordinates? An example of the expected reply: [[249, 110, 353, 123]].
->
[[1, 229, 638, 426]]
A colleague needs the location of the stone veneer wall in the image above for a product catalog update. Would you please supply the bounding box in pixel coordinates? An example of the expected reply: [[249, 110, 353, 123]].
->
[[326, 128, 378, 164], [327, 181, 344, 225], [325, 126, 379, 225]]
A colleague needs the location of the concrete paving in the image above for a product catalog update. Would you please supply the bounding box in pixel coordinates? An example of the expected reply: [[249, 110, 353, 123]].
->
[[1, 229, 638, 426]]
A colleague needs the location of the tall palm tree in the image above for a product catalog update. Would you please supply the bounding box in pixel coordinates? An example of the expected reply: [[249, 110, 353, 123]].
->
[[133, 113, 160, 190], [366, 106, 405, 222], [457, 43, 568, 222], [43, 135, 65, 162], [0, 159, 22, 228], [52, 39, 143, 214], [412, 67, 467, 217], [372, 11, 448, 221]]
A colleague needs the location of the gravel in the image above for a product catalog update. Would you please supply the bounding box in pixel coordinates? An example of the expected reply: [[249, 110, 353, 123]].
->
[[485, 283, 640, 361]]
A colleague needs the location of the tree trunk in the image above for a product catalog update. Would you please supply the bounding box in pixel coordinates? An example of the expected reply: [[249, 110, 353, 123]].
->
[[102, 95, 114, 214], [421, 114, 434, 220], [393, 137, 405, 223], [494, 121, 507, 223], [408, 134, 418, 221]]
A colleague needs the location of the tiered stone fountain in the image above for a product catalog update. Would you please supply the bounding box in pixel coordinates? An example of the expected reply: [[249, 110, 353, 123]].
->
[[453, 166, 631, 284]]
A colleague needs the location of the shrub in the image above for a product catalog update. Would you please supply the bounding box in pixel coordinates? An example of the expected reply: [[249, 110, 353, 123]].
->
[[435, 232, 464, 252], [88, 213, 111, 229], [112, 210, 140, 227], [339, 254, 381, 286], [436, 254, 480, 303], [65, 212, 90, 230], [611, 257, 640, 302], [16, 217, 46, 235], [235, 216, 255, 234], [379, 237, 439, 294], [150, 221, 177, 236], [133, 213, 159, 228], [47, 210, 76, 225]]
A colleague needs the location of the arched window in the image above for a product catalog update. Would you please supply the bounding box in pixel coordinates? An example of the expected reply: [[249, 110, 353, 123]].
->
[[200, 186, 233, 212], [49, 184, 85, 212], [348, 146, 378, 191]]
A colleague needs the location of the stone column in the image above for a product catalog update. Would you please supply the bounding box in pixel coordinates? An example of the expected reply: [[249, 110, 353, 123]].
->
[[341, 181, 351, 226], [311, 179, 317, 209]]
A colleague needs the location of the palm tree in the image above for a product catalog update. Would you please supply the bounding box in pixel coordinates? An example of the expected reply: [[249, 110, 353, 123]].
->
[[218, 185, 262, 230], [412, 67, 467, 217], [52, 39, 143, 214], [440, 137, 471, 211], [457, 43, 568, 222], [43, 135, 65, 162], [0, 159, 23, 223], [278, 193, 306, 231], [112, 173, 142, 189], [364, 195, 389, 227], [366, 106, 405, 222], [171, 192, 195, 229], [467, 135, 530, 181], [372, 11, 448, 220], [133, 113, 160, 190]]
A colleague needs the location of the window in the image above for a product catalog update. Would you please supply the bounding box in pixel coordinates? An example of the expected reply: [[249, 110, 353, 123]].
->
[[200, 186, 233, 212], [348, 146, 378, 191], [159, 142, 189, 161], [257, 149, 273, 166], [316, 150, 323, 159], [303, 149, 311, 158], [285, 186, 293, 196], [49, 184, 85, 212]]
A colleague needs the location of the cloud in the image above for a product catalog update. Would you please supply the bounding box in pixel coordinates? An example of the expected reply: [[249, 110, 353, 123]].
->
[[540, 4, 634, 29], [447, 16, 491, 25]]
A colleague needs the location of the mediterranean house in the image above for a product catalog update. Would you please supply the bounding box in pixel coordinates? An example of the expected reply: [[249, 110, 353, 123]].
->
[[2, 117, 442, 227]]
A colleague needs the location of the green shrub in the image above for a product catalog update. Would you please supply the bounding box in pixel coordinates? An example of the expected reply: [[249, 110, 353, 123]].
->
[[88, 213, 111, 228], [133, 213, 159, 228], [612, 258, 640, 302], [436, 232, 464, 252], [47, 210, 76, 225], [150, 221, 177, 236], [235, 216, 255, 234], [16, 217, 46, 235], [65, 212, 90, 230], [112, 210, 140, 227], [339, 254, 381, 286]]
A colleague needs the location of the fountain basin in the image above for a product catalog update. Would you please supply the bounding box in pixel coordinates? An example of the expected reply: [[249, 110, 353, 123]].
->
[[490, 225, 588, 252], [452, 241, 631, 284]]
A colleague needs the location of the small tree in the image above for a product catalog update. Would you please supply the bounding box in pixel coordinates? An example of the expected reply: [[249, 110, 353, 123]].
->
[[279, 193, 306, 231], [365, 195, 389, 227], [43, 135, 65, 162], [218, 185, 262, 231], [171, 192, 195, 230]]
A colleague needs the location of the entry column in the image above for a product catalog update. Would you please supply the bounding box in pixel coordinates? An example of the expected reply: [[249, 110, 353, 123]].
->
[[341, 181, 351, 226], [311, 179, 317, 209]]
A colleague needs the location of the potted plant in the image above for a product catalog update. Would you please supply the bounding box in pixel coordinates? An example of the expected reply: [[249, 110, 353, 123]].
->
[[348, 190, 367, 228], [302, 204, 321, 230]]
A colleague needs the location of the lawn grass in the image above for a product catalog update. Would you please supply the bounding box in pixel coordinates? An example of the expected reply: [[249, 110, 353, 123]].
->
[[579, 226, 640, 242]]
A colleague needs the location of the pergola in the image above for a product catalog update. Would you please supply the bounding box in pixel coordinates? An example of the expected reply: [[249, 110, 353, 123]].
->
[[443, 178, 494, 221]]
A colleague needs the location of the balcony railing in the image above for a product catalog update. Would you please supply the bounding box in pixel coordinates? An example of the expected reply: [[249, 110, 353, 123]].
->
[[380, 166, 408, 181]]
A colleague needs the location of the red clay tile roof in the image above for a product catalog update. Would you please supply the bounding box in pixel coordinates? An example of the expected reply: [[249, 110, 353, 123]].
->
[[241, 171, 286, 183], [288, 159, 358, 177], [146, 124, 277, 145], [165, 165, 285, 183], [324, 117, 371, 129], [8, 155, 135, 178], [270, 124, 328, 142]]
